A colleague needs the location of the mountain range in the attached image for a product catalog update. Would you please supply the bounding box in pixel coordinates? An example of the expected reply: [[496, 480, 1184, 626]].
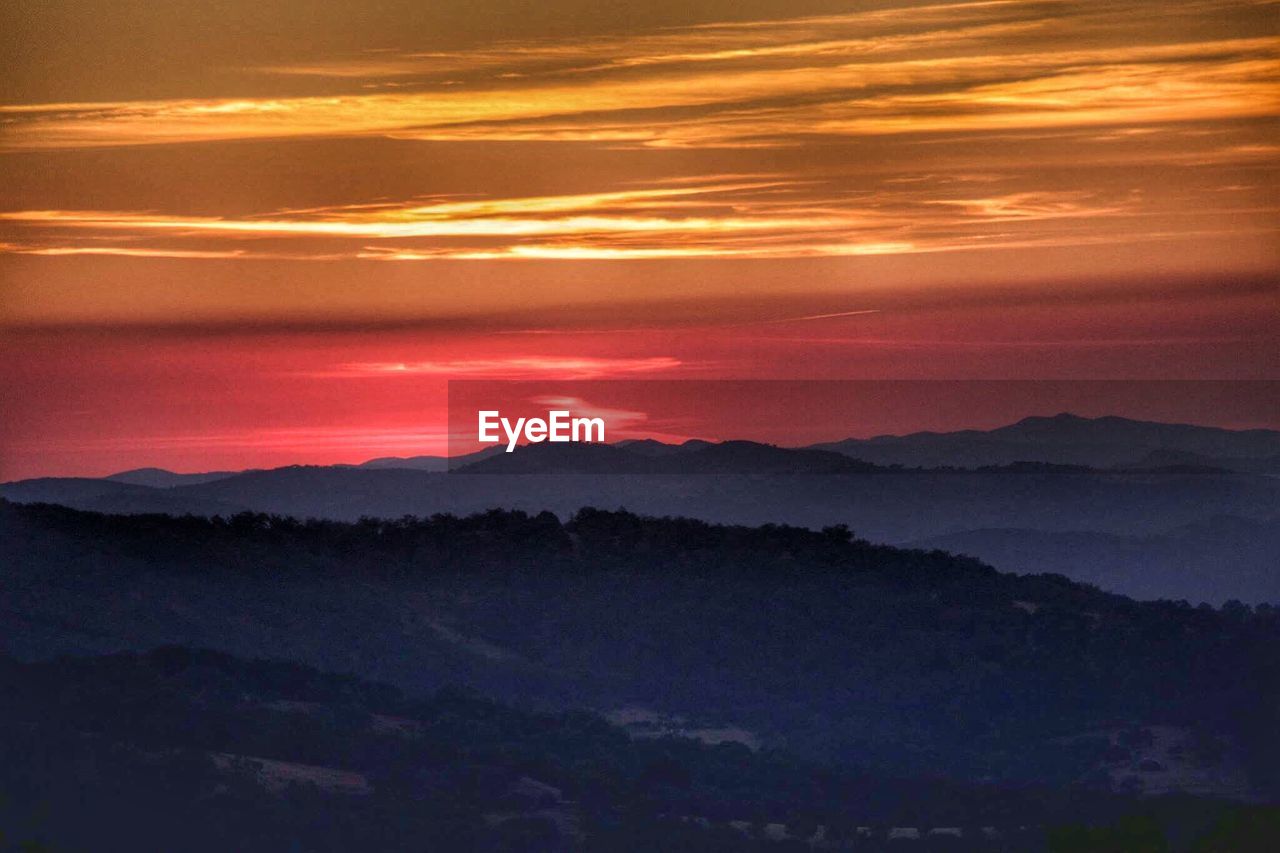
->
[[4, 414, 1280, 849], [810, 412, 1280, 473], [4, 414, 1278, 604]]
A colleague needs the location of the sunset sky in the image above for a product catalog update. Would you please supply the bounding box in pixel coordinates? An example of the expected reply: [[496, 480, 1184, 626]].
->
[[1, 0, 1277, 477]]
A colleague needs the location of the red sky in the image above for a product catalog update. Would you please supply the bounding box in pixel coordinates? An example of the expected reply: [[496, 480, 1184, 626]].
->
[[1, 0, 1277, 478]]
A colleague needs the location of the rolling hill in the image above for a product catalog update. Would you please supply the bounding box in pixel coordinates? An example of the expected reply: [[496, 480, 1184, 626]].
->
[[4, 500, 1278, 801], [5, 416, 1278, 604]]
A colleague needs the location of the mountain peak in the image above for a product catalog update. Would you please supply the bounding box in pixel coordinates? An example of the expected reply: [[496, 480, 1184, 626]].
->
[[105, 466, 177, 480], [1014, 412, 1093, 425], [104, 467, 237, 488]]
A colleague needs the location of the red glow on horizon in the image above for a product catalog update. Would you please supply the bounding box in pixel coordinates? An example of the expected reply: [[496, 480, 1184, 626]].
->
[[3, 303, 1276, 479]]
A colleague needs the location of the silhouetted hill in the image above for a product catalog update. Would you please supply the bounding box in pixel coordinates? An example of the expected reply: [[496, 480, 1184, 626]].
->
[[670, 441, 879, 474], [0, 475, 248, 516], [3, 500, 1278, 808], [615, 438, 691, 456], [1, 476, 156, 504], [5, 456, 1278, 603], [355, 455, 450, 471], [358, 446, 504, 471], [812, 413, 1280, 470], [105, 467, 239, 487], [459, 440, 879, 474], [459, 442, 657, 474], [5, 416, 1278, 605], [147, 466, 1280, 546]]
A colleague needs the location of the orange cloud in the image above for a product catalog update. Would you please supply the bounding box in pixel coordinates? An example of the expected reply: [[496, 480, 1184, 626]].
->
[[322, 356, 684, 379], [1, 2, 1275, 151], [2, 2, 1272, 274], [2, 180, 1177, 262], [14, 426, 454, 455]]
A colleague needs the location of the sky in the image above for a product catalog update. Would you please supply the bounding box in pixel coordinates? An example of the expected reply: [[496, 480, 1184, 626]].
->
[[1, 0, 1277, 477]]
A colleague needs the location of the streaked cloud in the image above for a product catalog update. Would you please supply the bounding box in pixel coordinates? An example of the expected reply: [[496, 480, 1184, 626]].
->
[[11, 425, 455, 456], [322, 356, 683, 379], [2, 0, 1272, 270], [3, 245, 255, 260], [2, 179, 1191, 261], [2, 2, 1275, 151], [1, 0, 1273, 276]]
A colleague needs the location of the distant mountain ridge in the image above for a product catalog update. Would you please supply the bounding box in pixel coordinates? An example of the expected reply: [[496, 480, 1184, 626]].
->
[[458, 439, 880, 475], [5, 414, 1277, 604], [58, 414, 1278, 484], [105, 467, 240, 487], [811, 412, 1280, 471]]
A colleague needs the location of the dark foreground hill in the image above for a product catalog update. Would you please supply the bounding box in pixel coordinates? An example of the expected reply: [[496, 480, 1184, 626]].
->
[[3, 500, 1278, 811], [5, 647, 1275, 853]]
